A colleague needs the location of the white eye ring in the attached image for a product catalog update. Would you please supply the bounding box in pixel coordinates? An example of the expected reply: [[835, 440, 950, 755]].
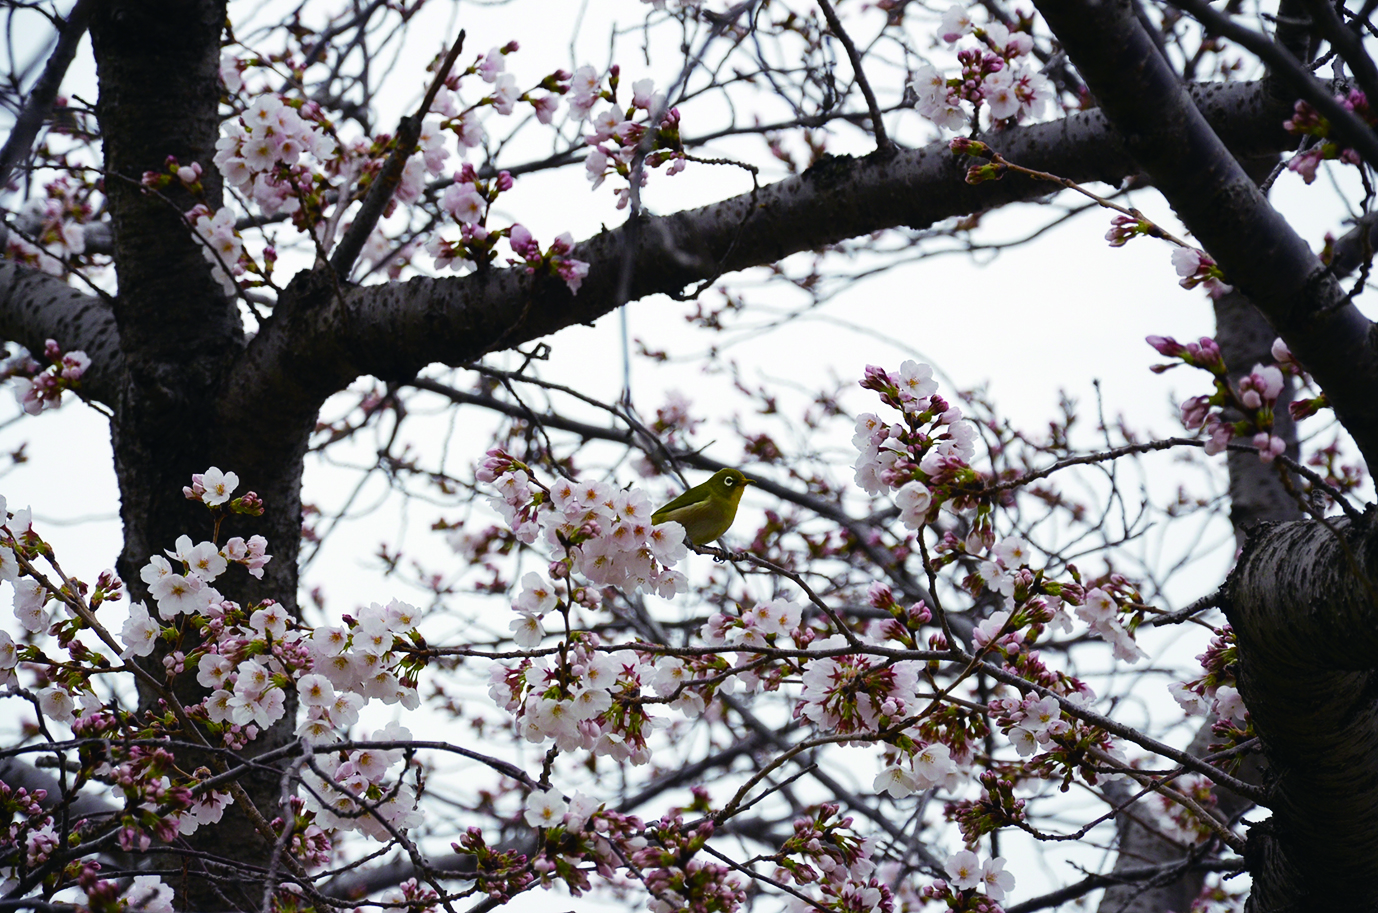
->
[[725, 477, 735, 486]]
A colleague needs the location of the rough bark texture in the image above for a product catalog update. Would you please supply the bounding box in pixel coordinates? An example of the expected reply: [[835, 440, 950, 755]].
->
[[3, 0, 1376, 907], [0, 261, 121, 401], [1228, 515, 1378, 909], [1035, 0, 1378, 471], [224, 79, 1297, 450], [1029, 0, 1378, 905], [87, 3, 304, 907]]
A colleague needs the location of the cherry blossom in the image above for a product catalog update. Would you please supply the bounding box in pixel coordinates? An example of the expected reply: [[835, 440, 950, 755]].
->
[[524, 789, 569, 827]]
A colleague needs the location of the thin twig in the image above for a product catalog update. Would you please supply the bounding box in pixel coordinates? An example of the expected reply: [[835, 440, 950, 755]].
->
[[817, 0, 891, 152], [1170, 0, 1378, 170], [329, 30, 466, 278], [0, 0, 94, 193]]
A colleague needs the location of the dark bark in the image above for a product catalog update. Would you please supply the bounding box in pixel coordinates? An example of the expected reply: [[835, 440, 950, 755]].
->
[[227, 80, 1298, 449], [2, 0, 1373, 905], [1035, 0, 1378, 472], [1030, 0, 1378, 905], [87, 2, 302, 906], [0, 261, 121, 402], [1227, 515, 1378, 909]]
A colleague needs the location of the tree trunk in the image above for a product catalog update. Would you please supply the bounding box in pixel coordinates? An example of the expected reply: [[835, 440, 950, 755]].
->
[[89, 3, 312, 907]]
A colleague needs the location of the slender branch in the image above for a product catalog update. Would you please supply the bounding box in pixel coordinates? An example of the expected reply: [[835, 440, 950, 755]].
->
[[0, 0, 95, 194], [816, 0, 891, 152], [1299, 0, 1378, 110], [328, 30, 466, 278], [977, 659, 1268, 804], [1004, 858, 1246, 913], [1170, 0, 1378, 170]]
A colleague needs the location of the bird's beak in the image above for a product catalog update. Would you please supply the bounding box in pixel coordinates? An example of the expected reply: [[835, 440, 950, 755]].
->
[[744, 477, 757, 486]]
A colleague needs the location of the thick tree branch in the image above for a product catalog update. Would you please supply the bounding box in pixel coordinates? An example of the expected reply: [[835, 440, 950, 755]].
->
[[1171, 0, 1378, 169], [1226, 516, 1378, 908], [225, 79, 1294, 440], [1035, 0, 1378, 470], [0, 261, 121, 405], [1030, 0, 1378, 904]]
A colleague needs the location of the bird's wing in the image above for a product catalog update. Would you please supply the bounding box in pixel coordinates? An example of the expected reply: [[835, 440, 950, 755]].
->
[[652, 486, 707, 522], [655, 498, 720, 526]]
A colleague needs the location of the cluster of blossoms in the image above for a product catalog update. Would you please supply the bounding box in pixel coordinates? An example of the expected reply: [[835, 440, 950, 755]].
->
[[192, 93, 339, 293], [856, 365, 1154, 673], [158, 40, 619, 299], [1170, 626, 1247, 727], [477, 455, 916, 912], [1169, 246, 1232, 298], [1283, 88, 1376, 184], [700, 596, 803, 651], [73, 865, 174, 913], [923, 850, 1016, 910], [141, 155, 205, 196], [463, 42, 563, 128], [516, 790, 647, 899], [427, 166, 592, 291], [491, 630, 662, 764], [1148, 334, 1291, 461], [853, 359, 979, 528], [507, 224, 590, 294], [425, 161, 590, 292], [0, 468, 438, 899], [211, 93, 337, 218], [800, 632, 926, 738], [299, 720, 423, 839], [499, 788, 748, 911], [636, 815, 747, 913], [768, 805, 894, 913], [4, 175, 92, 275], [581, 70, 689, 208], [986, 692, 1066, 758], [851, 364, 1145, 788], [910, 4, 1053, 131], [185, 205, 245, 297], [1071, 583, 1148, 663], [415, 47, 601, 287], [426, 164, 511, 270], [966, 549, 1146, 663], [480, 450, 688, 593], [1102, 220, 1233, 300], [1, 338, 89, 415]]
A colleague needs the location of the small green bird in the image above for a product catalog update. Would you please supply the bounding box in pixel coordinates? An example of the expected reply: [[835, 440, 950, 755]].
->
[[652, 468, 755, 545]]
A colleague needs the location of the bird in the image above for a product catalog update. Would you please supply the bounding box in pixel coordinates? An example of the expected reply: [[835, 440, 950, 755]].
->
[[652, 468, 755, 546]]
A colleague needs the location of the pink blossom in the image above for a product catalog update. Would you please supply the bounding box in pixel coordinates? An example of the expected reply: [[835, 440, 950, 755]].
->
[[120, 601, 160, 658], [1253, 431, 1286, 462], [944, 850, 981, 890], [531, 93, 561, 124], [1238, 364, 1284, 409], [981, 856, 1016, 901], [199, 467, 239, 506], [524, 788, 569, 827], [441, 182, 486, 225], [491, 73, 519, 115], [478, 47, 506, 83], [939, 4, 974, 41]]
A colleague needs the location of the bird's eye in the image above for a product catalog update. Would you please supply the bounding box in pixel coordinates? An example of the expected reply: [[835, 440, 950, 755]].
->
[[725, 477, 735, 487]]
